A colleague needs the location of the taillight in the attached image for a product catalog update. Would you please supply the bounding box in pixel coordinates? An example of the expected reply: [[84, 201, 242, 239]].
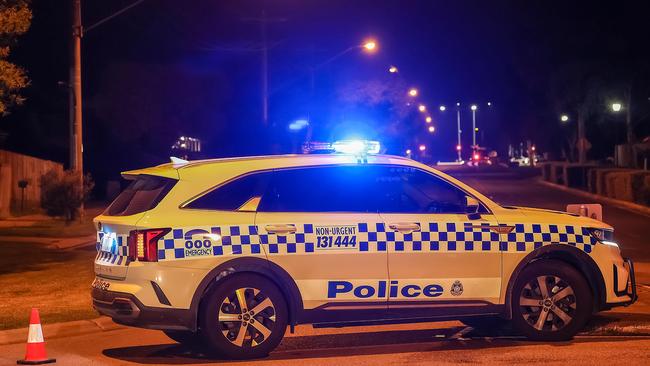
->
[[128, 228, 170, 262]]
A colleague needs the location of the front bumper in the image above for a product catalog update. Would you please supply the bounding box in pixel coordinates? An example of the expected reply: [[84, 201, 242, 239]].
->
[[91, 288, 195, 331], [607, 257, 637, 307]]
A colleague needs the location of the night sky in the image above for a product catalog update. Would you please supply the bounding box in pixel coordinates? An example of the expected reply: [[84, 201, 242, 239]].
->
[[1, 0, 649, 193]]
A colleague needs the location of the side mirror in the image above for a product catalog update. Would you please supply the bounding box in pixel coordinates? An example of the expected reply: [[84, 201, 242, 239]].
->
[[465, 196, 481, 220]]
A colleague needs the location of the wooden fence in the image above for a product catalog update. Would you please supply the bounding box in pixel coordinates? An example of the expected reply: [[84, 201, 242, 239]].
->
[[0, 150, 64, 216]]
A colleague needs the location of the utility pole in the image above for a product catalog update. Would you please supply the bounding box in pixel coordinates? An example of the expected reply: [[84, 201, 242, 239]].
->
[[625, 85, 633, 144], [577, 108, 588, 164], [260, 11, 269, 127], [456, 106, 462, 162], [71, 0, 84, 215], [243, 12, 285, 127], [471, 107, 477, 148], [67, 0, 146, 217]]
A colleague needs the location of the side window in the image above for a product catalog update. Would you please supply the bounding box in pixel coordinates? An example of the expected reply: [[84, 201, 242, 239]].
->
[[185, 172, 269, 210], [258, 166, 377, 212], [373, 166, 470, 214]]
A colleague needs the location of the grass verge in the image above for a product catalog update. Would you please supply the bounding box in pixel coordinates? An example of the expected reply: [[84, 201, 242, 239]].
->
[[0, 206, 103, 238], [0, 241, 97, 330]]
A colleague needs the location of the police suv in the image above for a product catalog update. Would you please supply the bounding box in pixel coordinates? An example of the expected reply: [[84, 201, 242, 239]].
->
[[92, 141, 636, 359]]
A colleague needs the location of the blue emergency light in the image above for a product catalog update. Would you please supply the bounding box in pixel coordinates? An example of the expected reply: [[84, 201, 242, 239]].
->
[[332, 140, 380, 154], [302, 140, 381, 155]]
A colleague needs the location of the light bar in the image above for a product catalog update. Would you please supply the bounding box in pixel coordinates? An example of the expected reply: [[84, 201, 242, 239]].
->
[[302, 140, 381, 155], [332, 140, 380, 155]]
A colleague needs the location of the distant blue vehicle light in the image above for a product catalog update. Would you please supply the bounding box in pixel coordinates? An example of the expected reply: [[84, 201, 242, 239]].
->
[[289, 119, 309, 131]]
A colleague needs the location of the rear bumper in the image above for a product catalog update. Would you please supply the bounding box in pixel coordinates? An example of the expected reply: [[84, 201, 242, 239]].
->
[[91, 288, 195, 331], [605, 257, 637, 308]]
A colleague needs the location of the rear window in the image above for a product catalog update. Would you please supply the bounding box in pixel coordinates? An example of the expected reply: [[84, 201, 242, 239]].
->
[[104, 175, 176, 216]]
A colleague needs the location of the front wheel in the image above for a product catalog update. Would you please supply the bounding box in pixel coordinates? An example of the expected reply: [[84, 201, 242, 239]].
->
[[199, 273, 288, 359], [511, 259, 592, 341]]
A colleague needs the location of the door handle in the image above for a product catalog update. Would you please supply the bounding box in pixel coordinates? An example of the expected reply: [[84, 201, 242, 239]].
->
[[265, 224, 297, 234], [388, 223, 421, 234]]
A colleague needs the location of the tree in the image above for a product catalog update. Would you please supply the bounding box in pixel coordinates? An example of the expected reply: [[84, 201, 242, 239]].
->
[[0, 0, 31, 116], [40, 170, 94, 222], [337, 77, 415, 145], [548, 59, 606, 163]]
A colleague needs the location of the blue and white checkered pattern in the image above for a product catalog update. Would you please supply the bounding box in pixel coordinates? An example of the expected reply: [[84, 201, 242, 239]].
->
[[358, 222, 501, 252], [500, 223, 597, 253], [153, 222, 597, 261], [158, 225, 263, 260], [95, 232, 129, 265], [259, 224, 315, 254]]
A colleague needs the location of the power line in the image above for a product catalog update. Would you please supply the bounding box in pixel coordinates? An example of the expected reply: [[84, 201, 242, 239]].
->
[[85, 0, 146, 34]]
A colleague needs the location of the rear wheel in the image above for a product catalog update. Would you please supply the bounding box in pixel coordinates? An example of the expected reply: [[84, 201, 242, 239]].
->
[[511, 259, 592, 341], [199, 273, 288, 359]]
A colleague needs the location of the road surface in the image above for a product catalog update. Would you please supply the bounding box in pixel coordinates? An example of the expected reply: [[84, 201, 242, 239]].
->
[[2, 173, 649, 365]]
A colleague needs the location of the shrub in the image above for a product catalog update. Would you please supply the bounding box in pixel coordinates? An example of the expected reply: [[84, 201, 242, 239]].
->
[[40, 170, 94, 222]]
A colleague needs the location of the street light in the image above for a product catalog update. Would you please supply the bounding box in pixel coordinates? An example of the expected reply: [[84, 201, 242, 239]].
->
[[408, 88, 418, 97], [470, 104, 477, 111], [419, 144, 426, 151], [428, 126, 435, 133], [560, 114, 569, 122], [418, 104, 426, 112], [439, 105, 446, 111], [388, 65, 398, 73], [314, 38, 379, 70], [406, 149, 411, 155], [611, 103, 622, 112], [362, 40, 377, 52], [487, 101, 492, 106], [309, 38, 379, 124], [425, 116, 432, 123]]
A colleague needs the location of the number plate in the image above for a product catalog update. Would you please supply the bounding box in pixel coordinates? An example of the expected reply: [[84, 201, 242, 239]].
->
[[99, 232, 117, 253], [92, 277, 110, 291]]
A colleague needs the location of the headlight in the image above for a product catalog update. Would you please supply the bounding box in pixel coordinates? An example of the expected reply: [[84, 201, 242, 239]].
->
[[587, 228, 617, 247]]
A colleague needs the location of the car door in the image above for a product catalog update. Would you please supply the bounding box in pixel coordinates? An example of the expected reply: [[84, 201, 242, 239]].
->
[[373, 165, 502, 314], [255, 165, 389, 316]]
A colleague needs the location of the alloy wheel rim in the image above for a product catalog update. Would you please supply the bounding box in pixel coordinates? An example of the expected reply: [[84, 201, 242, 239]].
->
[[519, 275, 576, 331], [218, 287, 276, 348]]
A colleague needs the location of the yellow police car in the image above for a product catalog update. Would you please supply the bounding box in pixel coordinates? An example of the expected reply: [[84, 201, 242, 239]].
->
[[91, 141, 636, 359]]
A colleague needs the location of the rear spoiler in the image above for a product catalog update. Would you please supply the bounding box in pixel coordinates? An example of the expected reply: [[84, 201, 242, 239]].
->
[[121, 157, 186, 180]]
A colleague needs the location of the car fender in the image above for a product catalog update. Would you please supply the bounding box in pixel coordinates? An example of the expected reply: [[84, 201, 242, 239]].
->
[[504, 244, 606, 319], [188, 257, 304, 331]]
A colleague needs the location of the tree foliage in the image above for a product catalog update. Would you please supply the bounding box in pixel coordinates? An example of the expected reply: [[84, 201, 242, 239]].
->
[[0, 0, 30, 116]]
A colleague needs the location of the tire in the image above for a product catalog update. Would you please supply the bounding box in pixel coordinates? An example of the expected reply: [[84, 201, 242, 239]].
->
[[511, 259, 592, 341], [163, 330, 203, 348], [199, 273, 288, 359]]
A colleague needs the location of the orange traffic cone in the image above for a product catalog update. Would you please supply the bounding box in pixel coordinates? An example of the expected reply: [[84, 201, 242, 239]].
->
[[17, 308, 55, 365]]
